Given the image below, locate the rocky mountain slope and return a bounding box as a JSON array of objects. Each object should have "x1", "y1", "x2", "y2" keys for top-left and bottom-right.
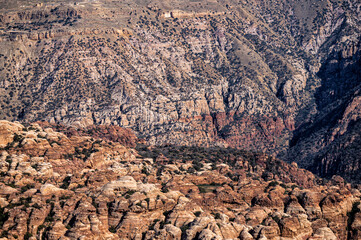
[
  {"x1": 0, "y1": 0, "x2": 361, "y2": 182},
  {"x1": 1, "y1": 120, "x2": 361, "y2": 240}
]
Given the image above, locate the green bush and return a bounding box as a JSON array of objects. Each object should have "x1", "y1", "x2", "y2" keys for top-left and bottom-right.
[
  {"x1": 109, "y1": 226, "x2": 117, "y2": 233},
  {"x1": 194, "y1": 211, "x2": 202, "y2": 217},
  {"x1": 37, "y1": 224, "x2": 46, "y2": 233},
  {"x1": 13, "y1": 133, "x2": 24, "y2": 143},
  {"x1": 213, "y1": 212, "x2": 221, "y2": 219},
  {"x1": 0, "y1": 207, "x2": 9, "y2": 228},
  {"x1": 24, "y1": 232, "x2": 32, "y2": 240}
]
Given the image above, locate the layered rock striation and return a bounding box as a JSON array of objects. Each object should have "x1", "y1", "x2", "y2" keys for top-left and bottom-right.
[{"x1": 0, "y1": 1, "x2": 361, "y2": 181}]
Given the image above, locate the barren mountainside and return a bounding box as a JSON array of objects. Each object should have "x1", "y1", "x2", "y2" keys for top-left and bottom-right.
[
  {"x1": 1, "y1": 0, "x2": 361, "y2": 237},
  {"x1": 0, "y1": 0, "x2": 361, "y2": 181}
]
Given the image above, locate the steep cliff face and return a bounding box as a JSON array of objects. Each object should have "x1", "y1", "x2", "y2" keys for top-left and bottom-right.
[
  {"x1": 0, "y1": 0, "x2": 317, "y2": 151},
  {"x1": 0, "y1": 1, "x2": 361, "y2": 181},
  {"x1": 286, "y1": 2, "x2": 361, "y2": 181}
]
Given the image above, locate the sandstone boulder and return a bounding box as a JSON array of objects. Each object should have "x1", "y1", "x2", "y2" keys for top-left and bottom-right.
[
  {"x1": 310, "y1": 227, "x2": 337, "y2": 240},
  {"x1": 40, "y1": 184, "x2": 66, "y2": 196},
  {"x1": 101, "y1": 176, "x2": 137, "y2": 195},
  {"x1": 0, "y1": 121, "x2": 23, "y2": 148}
]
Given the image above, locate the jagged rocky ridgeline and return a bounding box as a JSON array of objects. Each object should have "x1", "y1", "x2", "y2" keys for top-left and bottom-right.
[{"x1": 0, "y1": 120, "x2": 361, "y2": 239}]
